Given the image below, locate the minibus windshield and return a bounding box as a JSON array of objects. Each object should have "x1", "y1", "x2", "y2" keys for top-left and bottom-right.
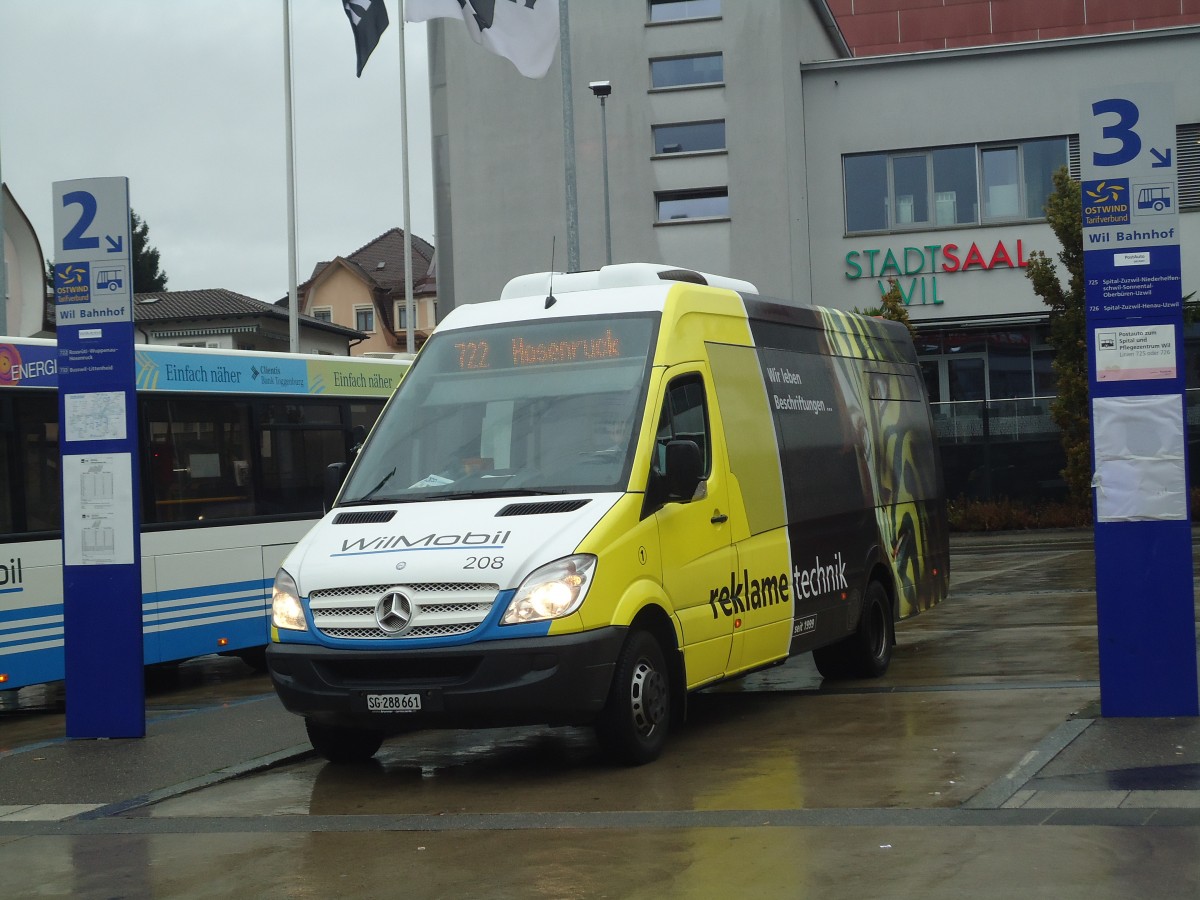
[{"x1": 339, "y1": 314, "x2": 658, "y2": 503}]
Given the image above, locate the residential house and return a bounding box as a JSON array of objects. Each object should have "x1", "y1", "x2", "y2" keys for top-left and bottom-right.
[{"x1": 285, "y1": 228, "x2": 436, "y2": 357}]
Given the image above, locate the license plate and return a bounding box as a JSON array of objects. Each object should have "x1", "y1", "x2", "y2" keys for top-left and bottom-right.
[{"x1": 366, "y1": 693, "x2": 422, "y2": 713}]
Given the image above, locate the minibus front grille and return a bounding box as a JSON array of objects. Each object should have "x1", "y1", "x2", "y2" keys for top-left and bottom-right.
[
  {"x1": 320, "y1": 623, "x2": 479, "y2": 640},
  {"x1": 308, "y1": 583, "x2": 500, "y2": 641}
]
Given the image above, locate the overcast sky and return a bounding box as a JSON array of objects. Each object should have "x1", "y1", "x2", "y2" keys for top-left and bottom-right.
[{"x1": 0, "y1": 0, "x2": 435, "y2": 304}]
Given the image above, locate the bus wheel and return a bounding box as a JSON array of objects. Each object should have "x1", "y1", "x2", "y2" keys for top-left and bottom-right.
[
  {"x1": 813, "y1": 580, "x2": 893, "y2": 680},
  {"x1": 595, "y1": 629, "x2": 672, "y2": 766},
  {"x1": 305, "y1": 719, "x2": 384, "y2": 764},
  {"x1": 230, "y1": 646, "x2": 268, "y2": 672}
]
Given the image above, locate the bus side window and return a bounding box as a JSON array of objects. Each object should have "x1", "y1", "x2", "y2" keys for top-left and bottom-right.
[
  {"x1": 6, "y1": 393, "x2": 61, "y2": 534},
  {"x1": 257, "y1": 399, "x2": 384, "y2": 515},
  {"x1": 657, "y1": 374, "x2": 711, "y2": 476},
  {"x1": 142, "y1": 396, "x2": 254, "y2": 524},
  {"x1": 0, "y1": 397, "x2": 16, "y2": 536}
]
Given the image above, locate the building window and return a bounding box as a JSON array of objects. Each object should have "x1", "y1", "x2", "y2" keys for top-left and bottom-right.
[
  {"x1": 980, "y1": 146, "x2": 1019, "y2": 219},
  {"x1": 653, "y1": 120, "x2": 725, "y2": 154},
  {"x1": 656, "y1": 188, "x2": 729, "y2": 222},
  {"x1": 394, "y1": 302, "x2": 410, "y2": 330},
  {"x1": 843, "y1": 137, "x2": 1069, "y2": 234},
  {"x1": 932, "y1": 146, "x2": 978, "y2": 226},
  {"x1": 650, "y1": 53, "x2": 723, "y2": 89},
  {"x1": 893, "y1": 153, "x2": 929, "y2": 225},
  {"x1": 311, "y1": 307, "x2": 332, "y2": 323},
  {"x1": 648, "y1": 0, "x2": 720, "y2": 22},
  {"x1": 1020, "y1": 137, "x2": 1068, "y2": 218},
  {"x1": 355, "y1": 306, "x2": 375, "y2": 332},
  {"x1": 844, "y1": 154, "x2": 889, "y2": 232}
]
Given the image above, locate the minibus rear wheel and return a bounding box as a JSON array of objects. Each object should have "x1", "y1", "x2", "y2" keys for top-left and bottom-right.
[
  {"x1": 306, "y1": 719, "x2": 384, "y2": 764},
  {"x1": 595, "y1": 629, "x2": 672, "y2": 765},
  {"x1": 812, "y1": 580, "x2": 893, "y2": 680}
]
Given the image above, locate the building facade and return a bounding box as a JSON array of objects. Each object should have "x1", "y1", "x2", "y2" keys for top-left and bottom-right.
[
  {"x1": 1, "y1": 184, "x2": 49, "y2": 337},
  {"x1": 830, "y1": 0, "x2": 1200, "y2": 56},
  {"x1": 425, "y1": 2, "x2": 1200, "y2": 500},
  {"x1": 289, "y1": 228, "x2": 437, "y2": 357}
]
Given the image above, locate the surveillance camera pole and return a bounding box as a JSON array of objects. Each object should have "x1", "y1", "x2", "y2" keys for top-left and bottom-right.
[
  {"x1": 560, "y1": 0, "x2": 580, "y2": 273},
  {"x1": 592, "y1": 86, "x2": 612, "y2": 266}
]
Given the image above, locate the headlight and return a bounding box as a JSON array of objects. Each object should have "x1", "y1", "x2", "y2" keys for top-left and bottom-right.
[
  {"x1": 271, "y1": 568, "x2": 308, "y2": 632},
  {"x1": 502, "y1": 555, "x2": 597, "y2": 625}
]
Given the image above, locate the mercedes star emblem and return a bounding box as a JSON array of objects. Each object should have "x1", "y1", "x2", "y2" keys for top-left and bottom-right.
[{"x1": 375, "y1": 590, "x2": 414, "y2": 634}]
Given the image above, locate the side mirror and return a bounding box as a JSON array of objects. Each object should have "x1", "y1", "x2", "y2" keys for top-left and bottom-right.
[
  {"x1": 664, "y1": 439, "x2": 703, "y2": 501},
  {"x1": 323, "y1": 462, "x2": 348, "y2": 512}
]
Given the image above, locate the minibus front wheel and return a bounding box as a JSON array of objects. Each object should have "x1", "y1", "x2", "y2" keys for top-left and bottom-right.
[
  {"x1": 305, "y1": 718, "x2": 385, "y2": 764},
  {"x1": 595, "y1": 629, "x2": 672, "y2": 766}
]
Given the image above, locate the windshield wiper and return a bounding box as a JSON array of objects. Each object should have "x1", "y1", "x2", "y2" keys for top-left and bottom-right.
[
  {"x1": 347, "y1": 467, "x2": 396, "y2": 504},
  {"x1": 421, "y1": 488, "x2": 569, "y2": 501}
]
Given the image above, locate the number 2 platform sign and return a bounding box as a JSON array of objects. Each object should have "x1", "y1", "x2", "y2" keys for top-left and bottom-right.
[
  {"x1": 52, "y1": 177, "x2": 145, "y2": 738},
  {"x1": 1081, "y1": 85, "x2": 1198, "y2": 717}
]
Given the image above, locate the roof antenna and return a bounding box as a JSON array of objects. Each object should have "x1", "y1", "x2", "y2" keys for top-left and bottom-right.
[{"x1": 545, "y1": 236, "x2": 557, "y2": 309}]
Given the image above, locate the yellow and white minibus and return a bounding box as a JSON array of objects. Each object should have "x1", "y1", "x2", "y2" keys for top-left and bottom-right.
[{"x1": 268, "y1": 264, "x2": 949, "y2": 764}]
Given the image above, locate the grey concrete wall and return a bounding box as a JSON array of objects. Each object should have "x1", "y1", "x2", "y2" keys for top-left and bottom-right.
[{"x1": 429, "y1": 0, "x2": 842, "y2": 310}]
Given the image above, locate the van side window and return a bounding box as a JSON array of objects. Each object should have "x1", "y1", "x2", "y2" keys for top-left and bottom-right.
[{"x1": 654, "y1": 374, "x2": 712, "y2": 477}]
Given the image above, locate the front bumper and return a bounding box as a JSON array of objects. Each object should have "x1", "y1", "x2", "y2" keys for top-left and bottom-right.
[{"x1": 267, "y1": 627, "x2": 628, "y2": 732}]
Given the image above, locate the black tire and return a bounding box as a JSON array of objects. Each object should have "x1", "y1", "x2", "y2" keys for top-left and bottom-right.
[
  {"x1": 144, "y1": 661, "x2": 183, "y2": 692},
  {"x1": 305, "y1": 719, "x2": 384, "y2": 764},
  {"x1": 232, "y1": 646, "x2": 268, "y2": 672},
  {"x1": 595, "y1": 629, "x2": 672, "y2": 766},
  {"x1": 812, "y1": 580, "x2": 894, "y2": 680}
]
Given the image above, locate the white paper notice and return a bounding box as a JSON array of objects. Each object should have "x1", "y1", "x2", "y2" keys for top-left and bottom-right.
[
  {"x1": 62, "y1": 453, "x2": 135, "y2": 565},
  {"x1": 1091, "y1": 394, "x2": 1187, "y2": 521},
  {"x1": 1095, "y1": 324, "x2": 1176, "y2": 382},
  {"x1": 64, "y1": 391, "x2": 127, "y2": 442}
]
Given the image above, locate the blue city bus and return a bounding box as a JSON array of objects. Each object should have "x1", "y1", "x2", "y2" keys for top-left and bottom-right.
[{"x1": 0, "y1": 338, "x2": 407, "y2": 692}]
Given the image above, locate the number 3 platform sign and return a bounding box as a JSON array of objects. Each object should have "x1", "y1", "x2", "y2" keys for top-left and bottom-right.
[
  {"x1": 1082, "y1": 85, "x2": 1198, "y2": 716},
  {"x1": 52, "y1": 177, "x2": 145, "y2": 738}
]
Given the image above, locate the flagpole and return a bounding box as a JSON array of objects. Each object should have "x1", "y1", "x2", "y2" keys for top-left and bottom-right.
[
  {"x1": 283, "y1": 0, "x2": 300, "y2": 353},
  {"x1": 559, "y1": 0, "x2": 579, "y2": 273},
  {"x1": 0, "y1": 136, "x2": 8, "y2": 334},
  {"x1": 399, "y1": 0, "x2": 415, "y2": 355}
]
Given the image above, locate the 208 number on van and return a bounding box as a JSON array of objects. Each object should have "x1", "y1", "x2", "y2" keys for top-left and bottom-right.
[{"x1": 464, "y1": 556, "x2": 504, "y2": 570}]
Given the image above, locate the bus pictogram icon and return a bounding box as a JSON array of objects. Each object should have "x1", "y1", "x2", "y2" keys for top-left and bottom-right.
[
  {"x1": 96, "y1": 268, "x2": 124, "y2": 291},
  {"x1": 1137, "y1": 186, "x2": 1172, "y2": 212}
]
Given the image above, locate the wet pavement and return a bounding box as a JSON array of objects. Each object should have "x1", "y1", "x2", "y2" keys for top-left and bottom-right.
[{"x1": 2, "y1": 530, "x2": 1200, "y2": 898}]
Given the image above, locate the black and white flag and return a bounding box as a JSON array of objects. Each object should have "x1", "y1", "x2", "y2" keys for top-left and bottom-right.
[
  {"x1": 342, "y1": 0, "x2": 390, "y2": 77},
  {"x1": 405, "y1": 0, "x2": 559, "y2": 79}
]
